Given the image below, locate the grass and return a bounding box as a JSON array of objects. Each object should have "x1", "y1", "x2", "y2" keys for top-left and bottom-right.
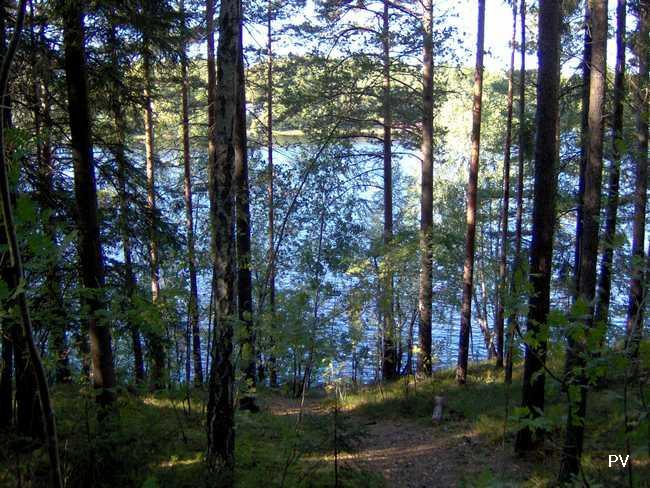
[
  {"x1": 336, "y1": 359, "x2": 650, "y2": 487},
  {"x1": 0, "y1": 385, "x2": 379, "y2": 488},
  {"x1": 1, "y1": 357, "x2": 648, "y2": 487}
]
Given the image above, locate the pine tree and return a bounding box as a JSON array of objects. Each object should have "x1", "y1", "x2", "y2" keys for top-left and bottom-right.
[
  {"x1": 456, "y1": 0, "x2": 485, "y2": 385},
  {"x1": 514, "y1": 0, "x2": 561, "y2": 453}
]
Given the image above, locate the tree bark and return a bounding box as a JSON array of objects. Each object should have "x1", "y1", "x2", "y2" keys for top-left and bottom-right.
[
  {"x1": 381, "y1": 0, "x2": 397, "y2": 381},
  {"x1": 505, "y1": 0, "x2": 527, "y2": 385},
  {"x1": 107, "y1": 16, "x2": 145, "y2": 385},
  {"x1": 1, "y1": 1, "x2": 63, "y2": 485},
  {"x1": 60, "y1": 0, "x2": 116, "y2": 413},
  {"x1": 206, "y1": 0, "x2": 239, "y2": 482},
  {"x1": 267, "y1": 0, "x2": 278, "y2": 389},
  {"x1": 496, "y1": 1, "x2": 517, "y2": 370},
  {"x1": 180, "y1": 2, "x2": 202, "y2": 387},
  {"x1": 456, "y1": 0, "x2": 485, "y2": 385},
  {"x1": 234, "y1": 12, "x2": 256, "y2": 397},
  {"x1": 142, "y1": 43, "x2": 166, "y2": 389},
  {"x1": 514, "y1": 0, "x2": 561, "y2": 454},
  {"x1": 573, "y1": 3, "x2": 592, "y2": 300},
  {"x1": 595, "y1": 0, "x2": 626, "y2": 327},
  {"x1": 27, "y1": 10, "x2": 70, "y2": 384},
  {"x1": 625, "y1": 0, "x2": 649, "y2": 357},
  {"x1": 559, "y1": 0, "x2": 608, "y2": 480},
  {"x1": 417, "y1": 0, "x2": 433, "y2": 376}
]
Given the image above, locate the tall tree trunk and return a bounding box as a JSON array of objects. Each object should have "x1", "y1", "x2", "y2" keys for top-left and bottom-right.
[
  {"x1": 0, "y1": 293, "x2": 10, "y2": 427},
  {"x1": 205, "y1": 0, "x2": 217, "y2": 388},
  {"x1": 0, "y1": 322, "x2": 10, "y2": 428},
  {"x1": 27, "y1": 9, "x2": 70, "y2": 384},
  {"x1": 595, "y1": 0, "x2": 626, "y2": 327},
  {"x1": 234, "y1": 14, "x2": 256, "y2": 399},
  {"x1": 60, "y1": 0, "x2": 116, "y2": 413},
  {"x1": 559, "y1": 0, "x2": 608, "y2": 480},
  {"x1": 496, "y1": 1, "x2": 517, "y2": 370},
  {"x1": 143, "y1": 43, "x2": 166, "y2": 389},
  {"x1": 1, "y1": 1, "x2": 62, "y2": 485},
  {"x1": 267, "y1": 0, "x2": 278, "y2": 389},
  {"x1": 456, "y1": 0, "x2": 485, "y2": 385},
  {"x1": 381, "y1": 0, "x2": 397, "y2": 381},
  {"x1": 625, "y1": 0, "x2": 649, "y2": 357},
  {"x1": 108, "y1": 19, "x2": 144, "y2": 384},
  {"x1": 206, "y1": 0, "x2": 239, "y2": 482},
  {"x1": 417, "y1": 0, "x2": 433, "y2": 376},
  {"x1": 0, "y1": 122, "x2": 39, "y2": 435},
  {"x1": 514, "y1": 0, "x2": 561, "y2": 454},
  {"x1": 505, "y1": 0, "x2": 527, "y2": 385},
  {"x1": 573, "y1": 3, "x2": 592, "y2": 299},
  {"x1": 180, "y1": 2, "x2": 202, "y2": 387}
]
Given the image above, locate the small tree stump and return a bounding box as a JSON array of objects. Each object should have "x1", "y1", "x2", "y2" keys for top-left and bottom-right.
[{"x1": 432, "y1": 395, "x2": 445, "y2": 422}]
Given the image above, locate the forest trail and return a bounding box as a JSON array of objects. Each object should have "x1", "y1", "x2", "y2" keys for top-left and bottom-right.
[
  {"x1": 259, "y1": 392, "x2": 531, "y2": 487},
  {"x1": 349, "y1": 416, "x2": 531, "y2": 487}
]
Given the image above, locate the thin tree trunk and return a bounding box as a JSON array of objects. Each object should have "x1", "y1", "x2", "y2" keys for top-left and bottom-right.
[
  {"x1": 143, "y1": 44, "x2": 166, "y2": 389},
  {"x1": 625, "y1": 0, "x2": 649, "y2": 357},
  {"x1": 108, "y1": 17, "x2": 145, "y2": 384},
  {"x1": 28, "y1": 9, "x2": 70, "y2": 384},
  {"x1": 180, "y1": 2, "x2": 203, "y2": 387},
  {"x1": 417, "y1": 0, "x2": 433, "y2": 376},
  {"x1": 234, "y1": 13, "x2": 257, "y2": 401},
  {"x1": 457, "y1": 0, "x2": 485, "y2": 385},
  {"x1": 206, "y1": 0, "x2": 240, "y2": 482},
  {"x1": 514, "y1": 0, "x2": 561, "y2": 454},
  {"x1": 559, "y1": 0, "x2": 608, "y2": 479},
  {"x1": 0, "y1": 316, "x2": 10, "y2": 427},
  {"x1": 405, "y1": 308, "x2": 416, "y2": 375},
  {"x1": 2, "y1": 1, "x2": 62, "y2": 485},
  {"x1": 205, "y1": 0, "x2": 217, "y2": 388},
  {"x1": 472, "y1": 286, "x2": 495, "y2": 359},
  {"x1": 505, "y1": 0, "x2": 527, "y2": 385},
  {"x1": 0, "y1": 22, "x2": 13, "y2": 404},
  {"x1": 573, "y1": 3, "x2": 593, "y2": 299},
  {"x1": 496, "y1": 1, "x2": 517, "y2": 370},
  {"x1": 595, "y1": 0, "x2": 626, "y2": 328},
  {"x1": 381, "y1": 0, "x2": 397, "y2": 381},
  {"x1": 267, "y1": 0, "x2": 278, "y2": 389}
]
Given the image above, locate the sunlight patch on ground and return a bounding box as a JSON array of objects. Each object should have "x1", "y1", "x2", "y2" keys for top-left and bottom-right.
[
  {"x1": 159, "y1": 453, "x2": 202, "y2": 469},
  {"x1": 142, "y1": 396, "x2": 176, "y2": 408}
]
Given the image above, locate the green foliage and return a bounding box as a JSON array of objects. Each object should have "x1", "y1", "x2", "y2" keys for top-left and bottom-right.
[{"x1": 0, "y1": 386, "x2": 379, "y2": 487}]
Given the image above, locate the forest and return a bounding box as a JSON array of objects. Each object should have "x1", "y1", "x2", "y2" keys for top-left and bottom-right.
[{"x1": 0, "y1": 0, "x2": 648, "y2": 486}]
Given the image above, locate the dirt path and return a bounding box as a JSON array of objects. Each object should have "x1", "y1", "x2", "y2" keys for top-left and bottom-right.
[
  {"x1": 260, "y1": 393, "x2": 530, "y2": 487},
  {"x1": 347, "y1": 416, "x2": 528, "y2": 487}
]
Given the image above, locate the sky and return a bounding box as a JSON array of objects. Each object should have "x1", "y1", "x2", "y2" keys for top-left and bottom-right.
[
  {"x1": 239, "y1": 0, "x2": 630, "y2": 76},
  {"x1": 241, "y1": 1, "x2": 535, "y2": 71}
]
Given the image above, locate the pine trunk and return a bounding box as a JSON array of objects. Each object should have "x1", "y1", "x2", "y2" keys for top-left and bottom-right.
[
  {"x1": 505, "y1": 0, "x2": 527, "y2": 385},
  {"x1": 514, "y1": 0, "x2": 561, "y2": 453},
  {"x1": 625, "y1": 0, "x2": 649, "y2": 356},
  {"x1": 234, "y1": 18, "x2": 256, "y2": 395},
  {"x1": 381, "y1": 0, "x2": 397, "y2": 381},
  {"x1": 108, "y1": 19, "x2": 145, "y2": 384},
  {"x1": 180, "y1": 5, "x2": 202, "y2": 387},
  {"x1": 595, "y1": 0, "x2": 626, "y2": 327},
  {"x1": 206, "y1": 0, "x2": 239, "y2": 482},
  {"x1": 457, "y1": 0, "x2": 485, "y2": 385},
  {"x1": 496, "y1": 2, "x2": 517, "y2": 370},
  {"x1": 417, "y1": 0, "x2": 433, "y2": 376},
  {"x1": 573, "y1": 3, "x2": 592, "y2": 299},
  {"x1": 267, "y1": 0, "x2": 278, "y2": 389},
  {"x1": 142, "y1": 45, "x2": 166, "y2": 389},
  {"x1": 559, "y1": 0, "x2": 608, "y2": 479},
  {"x1": 61, "y1": 0, "x2": 118, "y2": 412}
]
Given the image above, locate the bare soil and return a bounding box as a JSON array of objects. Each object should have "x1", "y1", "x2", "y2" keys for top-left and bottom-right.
[{"x1": 260, "y1": 393, "x2": 534, "y2": 487}]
